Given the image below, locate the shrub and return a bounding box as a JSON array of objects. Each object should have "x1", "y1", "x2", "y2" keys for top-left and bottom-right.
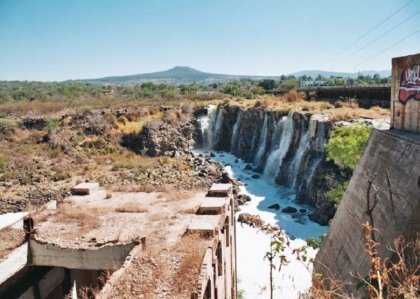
[
  {"x1": 325, "y1": 180, "x2": 349, "y2": 208},
  {"x1": 325, "y1": 125, "x2": 372, "y2": 170},
  {"x1": 283, "y1": 90, "x2": 302, "y2": 102},
  {"x1": 0, "y1": 118, "x2": 19, "y2": 131},
  {"x1": 306, "y1": 234, "x2": 326, "y2": 249}
]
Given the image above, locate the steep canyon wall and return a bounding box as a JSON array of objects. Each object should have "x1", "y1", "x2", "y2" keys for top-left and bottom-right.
[{"x1": 197, "y1": 105, "x2": 346, "y2": 224}]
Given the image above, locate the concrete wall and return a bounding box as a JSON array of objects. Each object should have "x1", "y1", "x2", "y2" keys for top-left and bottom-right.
[
  {"x1": 196, "y1": 191, "x2": 237, "y2": 299},
  {"x1": 29, "y1": 239, "x2": 138, "y2": 270},
  {"x1": 391, "y1": 53, "x2": 420, "y2": 133},
  {"x1": 314, "y1": 129, "x2": 420, "y2": 293}
]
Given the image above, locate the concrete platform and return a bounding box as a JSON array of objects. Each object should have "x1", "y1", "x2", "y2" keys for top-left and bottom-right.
[
  {"x1": 199, "y1": 197, "x2": 229, "y2": 214},
  {"x1": 187, "y1": 215, "x2": 222, "y2": 235},
  {"x1": 207, "y1": 183, "x2": 232, "y2": 197},
  {"x1": 70, "y1": 182, "x2": 100, "y2": 195}
]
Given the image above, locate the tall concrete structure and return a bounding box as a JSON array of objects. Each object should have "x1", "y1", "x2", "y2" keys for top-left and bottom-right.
[
  {"x1": 314, "y1": 53, "x2": 420, "y2": 294},
  {"x1": 391, "y1": 53, "x2": 420, "y2": 133}
]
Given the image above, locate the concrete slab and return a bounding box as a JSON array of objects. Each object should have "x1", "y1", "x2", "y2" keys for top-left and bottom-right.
[
  {"x1": 200, "y1": 197, "x2": 229, "y2": 209},
  {"x1": 188, "y1": 215, "x2": 222, "y2": 234},
  {"x1": 0, "y1": 212, "x2": 28, "y2": 230},
  {"x1": 71, "y1": 182, "x2": 100, "y2": 195},
  {"x1": 0, "y1": 244, "x2": 28, "y2": 285},
  {"x1": 208, "y1": 183, "x2": 232, "y2": 197},
  {"x1": 29, "y1": 239, "x2": 139, "y2": 270},
  {"x1": 199, "y1": 197, "x2": 230, "y2": 215}
]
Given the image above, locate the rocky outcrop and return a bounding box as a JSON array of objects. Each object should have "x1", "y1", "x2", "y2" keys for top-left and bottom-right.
[{"x1": 121, "y1": 120, "x2": 195, "y2": 157}]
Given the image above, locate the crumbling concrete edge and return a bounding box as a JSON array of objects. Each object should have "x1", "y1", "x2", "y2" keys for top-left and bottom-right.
[{"x1": 96, "y1": 245, "x2": 141, "y2": 299}]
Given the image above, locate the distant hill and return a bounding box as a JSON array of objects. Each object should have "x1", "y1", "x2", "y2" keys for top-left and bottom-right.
[
  {"x1": 70, "y1": 66, "x2": 279, "y2": 86},
  {"x1": 69, "y1": 66, "x2": 391, "y2": 86},
  {"x1": 290, "y1": 70, "x2": 391, "y2": 79}
]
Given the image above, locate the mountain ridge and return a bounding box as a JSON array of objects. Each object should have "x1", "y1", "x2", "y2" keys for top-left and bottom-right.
[{"x1": 68, "y1": 66, "x2": 390, "y2": 86}]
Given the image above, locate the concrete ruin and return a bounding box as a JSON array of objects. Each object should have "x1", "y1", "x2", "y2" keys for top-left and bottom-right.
[
  {"x1": 0, "y1": 183, "x2": 237, "y2": 298},
  {"x1": 314, "y1": 53, "x2": 420, "y2": 294},
  {"x1": 391, "y1": 53, "x2": 420, "y2": 133}
]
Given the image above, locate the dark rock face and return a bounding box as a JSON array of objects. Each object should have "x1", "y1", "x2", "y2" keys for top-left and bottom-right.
[
  {"x1": 121, "y1": 120, "x2": 194, "y2": 157},
  {"x1": 282, "y1": 206, "x2": 297, "y2": 213},
  {"x1": 268, "y1": 203, "x2": 280, "y2": 210}
]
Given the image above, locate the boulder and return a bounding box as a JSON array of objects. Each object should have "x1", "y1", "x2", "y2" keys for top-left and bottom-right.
[
  {"x1": 282, "y1": 206, "x2": 297, "y2": 213},
  {"x1": 244, "y1": 164, "x2": 253, "y2": 171},
  {"x1": 268, "y1": 203, "x2": 280, "y2": 210}
]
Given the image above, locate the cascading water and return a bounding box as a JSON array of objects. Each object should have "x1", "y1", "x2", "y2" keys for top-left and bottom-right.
[
  {"x1": 230, "y1": 111, "x2": 241, "y2": 153},
  {"x1": 253, "y1": 113, "x2": 268, "y2": 167},
  {"x1": 200, "y1": 105, "x2": 216, "y2": 148},
  {"x1": 289, "y1": 123, "x2": 309, "y2": 189},
  {"x1": 263, "y1": 111, "x2": 294, "y2": 179},
  {"x1": 211, "y1": 107, "x2": 224, "y2": 148}
]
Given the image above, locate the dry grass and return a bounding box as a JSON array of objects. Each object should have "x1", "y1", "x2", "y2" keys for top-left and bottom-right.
[
  {"x1": 147, "y1": 213, "x2": 167, "y2": 221},
  {"x1": 178, "y1": 207, "x2": 199, "y2": 214},
  {"x1": 327, "y1": 106, "x2": 389, "y2": 122},
  {"x1": 334, "y1": 99, "x2": 359, "y2": 108},
  {"x1": 54, "y1": 203, "x2": 105, "y2": 232},
  {"x1": 112, "y1": 184, "x2": 157, "y2": 193},
  {"x1": 228, "y1": 95, "x2": 334, "y2": 113},
  {"x1": 172, "y1": 233, "x2": 206, "y2": 294},
  {"x1": 0, "y1": 227, "x2": 26, "y2": 260},
  {"x1": 0, "y1": 100, "x2": 67, "y2": 117},
  {"x1": 158, "y1": 190, "x2": 195, "y2": 202},
  {"x1": 115, "y1": 202, "x2": 148, "y2": 213}
]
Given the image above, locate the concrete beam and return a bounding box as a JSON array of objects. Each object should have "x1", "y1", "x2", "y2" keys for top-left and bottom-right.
[
  {"x1": 29, "y1": 239, "x2": 138, "y2": 270},
  {"x1": 0, "y1": 244, "x2": 28, "y2": 285}
]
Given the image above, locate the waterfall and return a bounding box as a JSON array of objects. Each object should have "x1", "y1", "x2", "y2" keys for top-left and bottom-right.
[
  {"x1": 263, "y1": 111, "x2": 294, "y2": 179},
  {"x1": 289, "y1": 123, "x2": 309, "y2": 189},
  {"x1": 200, "y1": 105, "x2": 217, "y2": 148},
  {"x1": 211, "y1": 107, "x2": 224, "y2": 148},
  {"x1": 230, "y1": 110, "x2": 241, "y2": 153},
  {"x1": 253, "y1": 113, "x2": 268, "y2": 167}
]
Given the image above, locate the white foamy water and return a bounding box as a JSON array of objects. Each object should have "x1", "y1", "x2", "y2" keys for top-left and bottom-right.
[
  {"x1": 264, "y1": 112, "x2": 294, "y2": 179},
  {"x1": 195, "y1": 150, "x2": 328, "y2": 299}
]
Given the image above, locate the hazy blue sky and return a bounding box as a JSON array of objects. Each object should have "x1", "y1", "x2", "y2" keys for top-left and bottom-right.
[{"x1": 0, "y1": 0, "x2": 419, "y2": 81}]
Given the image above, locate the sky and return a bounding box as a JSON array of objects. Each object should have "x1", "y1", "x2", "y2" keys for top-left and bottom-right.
[{"x1": 0, "y1": 0, "x2": 419, "y2": 81}]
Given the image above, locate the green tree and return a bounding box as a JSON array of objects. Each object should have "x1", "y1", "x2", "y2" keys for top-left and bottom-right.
[
  {"x1": 325, "y1": 125, "x2": 372, "y2": 170},
  {"x1": 258, "y1": 79, "x2": 277, "y2": 91}
]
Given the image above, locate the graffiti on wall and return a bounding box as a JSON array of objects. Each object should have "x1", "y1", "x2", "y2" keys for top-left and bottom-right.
[{"x1": 399, "y1": 65, "x2": 420, "y2": 104}]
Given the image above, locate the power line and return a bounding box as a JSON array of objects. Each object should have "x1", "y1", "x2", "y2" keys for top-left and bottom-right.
[
  {"x1": 330, "y1": 9, "x2": 420, "y2": 68},
  {"x1": 316, "y1": 0, "x2": 414, "y2": 69},
  {"x1": 355, "y1": 27, "x2": 420, "y2": 68}
]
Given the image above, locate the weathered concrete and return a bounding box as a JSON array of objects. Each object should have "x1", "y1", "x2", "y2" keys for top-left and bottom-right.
[
  {"x1": 391, "y1": 53, "x2": 420, "y2": 133},
  {"x1": 188, "y1": 215, "x2": 223, "y2": 235},
  {"x1": 314, "y1": 129, "x2": 420, "y2": 292},
  {"x1": 0, "y1": 244, "x2": 28, "y2": 285},
  {"x1": 198, "y1": 197, "x2": 230, "y2": 214},
  {"x1": 207, "y1": 183, "x2": 232, "y2": 197},
  {"x1": 70, "y1": 182, "x2": 100, "y2": 195},
  {"x1": 0, "y1": 212, "x2": 28, "y2": 230},
  {"x1": 98, "y1": 246, "x2": 140, "y2": 299},
  {"x1": 29, "y1": 238, "x2": 138, "y2": 270}
]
